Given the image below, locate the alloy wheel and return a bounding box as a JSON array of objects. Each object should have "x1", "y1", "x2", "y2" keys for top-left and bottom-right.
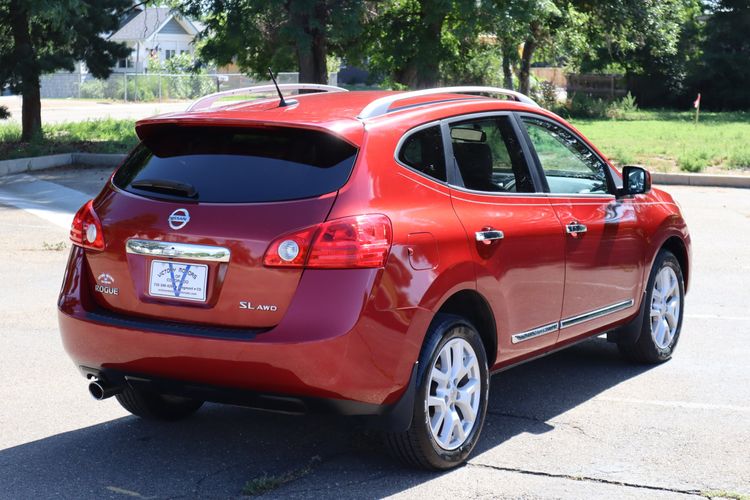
[
  {"x1": 650, "y1": 266, "x2": 681, "y2": 349},
  {"x1": 427, "y1": 336, "x2": 481, "y2": 450}
]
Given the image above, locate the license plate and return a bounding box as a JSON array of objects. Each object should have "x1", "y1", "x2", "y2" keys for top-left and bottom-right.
[{"x1": 149, "y1": 260, "x2": 208, "y2": 302}]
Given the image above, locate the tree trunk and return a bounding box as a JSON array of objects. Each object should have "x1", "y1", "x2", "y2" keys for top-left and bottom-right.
[
  {"x1": 417, "y1": 0, "x2": 443, "y2": 89},
  {"x1": 395, "y1": 62, "x2": 418, "y2": 88},
  {"x1": 518, "y1": 36, "x2": 536, "y2": 96},
  {"x1": 291, "y1": 1, "x2": 329, "y2": 84},
  {"x1": 21, "y1": 79, "x2": 42, "y2": 142},
  {"x1": 502, "y1": 48, "x2": 514, "y2": 90},
  {"x1": 9, "y1": 0, "x2": 42, "y2": 141},
  {"x1": 296, "y1": 30, "x2": 328, "y2": 84}
]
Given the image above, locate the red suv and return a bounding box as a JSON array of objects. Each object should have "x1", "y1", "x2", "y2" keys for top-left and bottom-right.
[{"x1": 59, "y1": 85, "x2": 691, "y2": 469}]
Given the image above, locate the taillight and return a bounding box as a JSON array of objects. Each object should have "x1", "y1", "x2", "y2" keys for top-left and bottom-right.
[
  {"x1": 70, "y1": 200, "x2": 105, "y2": 251},
  {"x1": 263, "y1": 214, "x2": 392, "y2": 269}
]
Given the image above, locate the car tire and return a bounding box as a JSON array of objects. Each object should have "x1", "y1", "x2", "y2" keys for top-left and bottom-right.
[
  {"x1": 385, "y1": 314, "x2": 489, "y2": 470},
  {"x1": 116, "y1": 386, "x2": 203, "y2": 421},
  {"x1": 618, "y1": 250, "x2": 685, "y2": 364}
]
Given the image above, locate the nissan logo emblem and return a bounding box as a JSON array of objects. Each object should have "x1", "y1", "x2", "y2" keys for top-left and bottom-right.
[{"x1": 168, "y1": 209, "x2": 190, "y2": 230}]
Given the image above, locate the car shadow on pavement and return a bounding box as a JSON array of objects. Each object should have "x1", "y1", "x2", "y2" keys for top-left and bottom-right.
[{"x1": 0, "y1": 337, "x2": 654, "y2": 499}]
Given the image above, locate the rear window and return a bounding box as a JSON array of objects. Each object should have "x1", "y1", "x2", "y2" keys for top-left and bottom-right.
[{"x1": 112, "y1": 126, "x2": 358, "y2": 203}]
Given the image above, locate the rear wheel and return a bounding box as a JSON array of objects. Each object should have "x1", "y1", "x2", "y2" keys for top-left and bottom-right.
[
  {"x1": 116, "y1": 386, "x2": 203, "y2": 421},
  {"x1": 618, "y1": 250, "x2": 685, "y2": 363},
  {"x1": 385, "y1": 314, "x2": 489, "y2": 470}
]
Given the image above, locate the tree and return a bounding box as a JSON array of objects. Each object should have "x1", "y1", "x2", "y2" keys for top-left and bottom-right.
[
  {"x1": 485, "y1": 0, "x2": 583, "y2": 95},
  {"x1": 177, "y1": 0, "x2": 365, "y2": 84},
  {"x1": 693, "y1": 0, "x2": 750, "y2": 109},
  {"x1": 0, "y1": 0, "x2": 132, "y2": 141},
  {"x1": 361, "y1": 0, "x2": 482, "y2": 89}
]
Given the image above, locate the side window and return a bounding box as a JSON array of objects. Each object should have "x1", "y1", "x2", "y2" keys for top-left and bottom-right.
[
  {"x1": 449, "y1": 116, "x2": 534, "y2": 193},
  {"x1": 397, "y1": 125, "x2": 447, "y2": 182},
  {"x1": 522, "y1": 117, "x2": 610, "y2": 194}
]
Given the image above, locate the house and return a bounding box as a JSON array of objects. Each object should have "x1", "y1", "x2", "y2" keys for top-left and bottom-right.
[{"x1": 109, "y1": 7, "x2": 203, "y2": 72}]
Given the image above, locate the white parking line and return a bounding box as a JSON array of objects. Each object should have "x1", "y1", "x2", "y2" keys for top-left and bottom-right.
[
  {"x1": 0, "y1": 174, "x2": 88, "y2": 230},
  {"x1": 686, "y1": 314, "x2": 750, "y2": 322},
  {"x1": 596, "y1": 396, "x2": 750, "y2": 413}
]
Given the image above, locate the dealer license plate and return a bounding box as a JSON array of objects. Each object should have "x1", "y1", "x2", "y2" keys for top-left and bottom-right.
[{"x1": 148, "y1": 260, "x2": 208, "y2": 302}]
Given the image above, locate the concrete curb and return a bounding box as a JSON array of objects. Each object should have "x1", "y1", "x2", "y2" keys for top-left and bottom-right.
[
  {"x1": 0, "y1": 153, "x2": 126, "y2": 177},
  {"x1": 651, "y1": 172, "x2": 750, "y2": 189}
]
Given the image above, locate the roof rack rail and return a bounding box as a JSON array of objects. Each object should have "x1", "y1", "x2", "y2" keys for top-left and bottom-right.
[
  {"x1": 357, "y1": 86, "x2": 539, "y2": 120},
  {"x1": 187, "y1": 83, "x2": 348, "y2": 111}
]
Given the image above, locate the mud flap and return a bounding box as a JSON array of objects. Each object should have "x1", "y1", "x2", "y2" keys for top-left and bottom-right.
[{"x1": 608, "y1": 291, "x2": 647, "y2": 344}]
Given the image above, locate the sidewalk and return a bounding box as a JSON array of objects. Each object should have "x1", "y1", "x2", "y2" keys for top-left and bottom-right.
[{"x1": 0, "y1": 96, "x2": 188, "y2": 124}]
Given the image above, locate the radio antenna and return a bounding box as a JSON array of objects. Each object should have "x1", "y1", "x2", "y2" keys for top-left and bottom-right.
[{"x1": 268, "y1": 68, "x2": 290, "y2": 107}]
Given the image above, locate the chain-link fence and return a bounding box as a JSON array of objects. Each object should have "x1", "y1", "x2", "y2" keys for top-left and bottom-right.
[{"x1": 39, "y1": 72, "x2": 339, "y2": 101}]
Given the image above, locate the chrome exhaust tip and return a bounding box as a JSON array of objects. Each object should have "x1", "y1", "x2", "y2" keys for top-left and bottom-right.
[{"x1": 88, "y1": 378, "x2": 121, "y2": 400}]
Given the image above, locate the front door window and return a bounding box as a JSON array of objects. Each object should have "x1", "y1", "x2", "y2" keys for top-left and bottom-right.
[{"x1": 522, "y1": 117, "x2": 610, "y2": 195}]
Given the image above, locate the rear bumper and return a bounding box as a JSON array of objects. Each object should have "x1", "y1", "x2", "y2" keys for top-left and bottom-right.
[
  {"x1": 58, "y1": 246, "x2": 429, "y2": 412},
  {"x1": 81, "y1": 365, "x2": 418, "y2": 430}
]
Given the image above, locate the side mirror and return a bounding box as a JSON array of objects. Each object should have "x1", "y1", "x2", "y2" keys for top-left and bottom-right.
[{"x1": 621, "y1": 165, "x2": 651, "y2": 196}]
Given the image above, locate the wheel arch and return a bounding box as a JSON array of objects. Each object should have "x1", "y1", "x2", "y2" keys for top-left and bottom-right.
[
  {"x1": 433, "y1": 289, "x2": 497, "y2": 366},
  {"x1": 659, "y1": 235, "x2": 690, "y2": 292}
]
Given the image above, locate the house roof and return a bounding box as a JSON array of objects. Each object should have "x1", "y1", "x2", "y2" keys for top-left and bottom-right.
[{"x1": 110, "y1": 8, "x2": 198, "y2": 42}]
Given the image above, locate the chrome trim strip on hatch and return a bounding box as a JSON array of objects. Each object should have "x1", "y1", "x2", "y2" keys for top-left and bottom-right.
[
  {"x1": 511, "y1": 322, "x2": 559, "y2": 344},
  {"x1": 559, "y1": 299, "x2": 635, "y2": 329},
  {"x1": 126, "y1": 239, "x2": 231, "y2": 263}
]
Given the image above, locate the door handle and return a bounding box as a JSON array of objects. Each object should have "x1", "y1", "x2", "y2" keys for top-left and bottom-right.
[
  {"x1": 566, "y1": 221, "x2": 587, "y2": 237},
  {"x1": 475, "y1": 229, "x2": 504, "y2": 245}
]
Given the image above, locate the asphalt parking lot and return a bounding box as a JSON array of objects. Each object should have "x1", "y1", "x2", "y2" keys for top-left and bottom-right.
[{"x1": 0, "y1": 168, "x2": 748, "y2": 499}]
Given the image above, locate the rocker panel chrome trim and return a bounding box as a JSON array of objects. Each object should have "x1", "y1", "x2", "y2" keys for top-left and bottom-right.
[
  {"x1": 560, "y1": 299, "x2": 635, "y2": 329},
  {"x1": 511, "y1": 322, "x2": 559, "y2": 344}
]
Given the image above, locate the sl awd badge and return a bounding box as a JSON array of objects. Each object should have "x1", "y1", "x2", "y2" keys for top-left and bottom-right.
[
  {"x1": 239, "y1": 301, "x2": 278, "y2": 312},
  {"x1": 168, "y1": 208, "x2": 190, "y2": 230}
]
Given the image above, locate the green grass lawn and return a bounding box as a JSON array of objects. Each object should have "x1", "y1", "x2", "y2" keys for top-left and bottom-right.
[
  {"x1": 571, "y1": 110, "x2": 750, "y2": 173},
  {"x1": 0, "y1": 119, "x2": 137, "y2": 160}
]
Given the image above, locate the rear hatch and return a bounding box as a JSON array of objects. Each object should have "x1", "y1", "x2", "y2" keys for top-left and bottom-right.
[{"x1": 85, "y1": 124, "x2": 359, "y2": 328}]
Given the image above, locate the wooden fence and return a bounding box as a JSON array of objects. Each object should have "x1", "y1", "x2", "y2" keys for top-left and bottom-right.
[{"x1": 566, "y1": 74, "x2": 627, "y2": 99}]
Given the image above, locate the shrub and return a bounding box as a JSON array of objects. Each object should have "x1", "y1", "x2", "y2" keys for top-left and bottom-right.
[
  {"x1": 567, "y1": 93, "x2": 610, "y2": 118},
  {"x1": 0, "y1": 105, "x2": 10, "y2": 120},
  {"x1": 80, "y1": 80, "x2": 106, "y2": 99},
  {"x1": 729, "y1": 149, "x2": 750, "y2": 168},
  {"x1": 532, "y1": 80, "x2": 559, "y2": 110},
  {"x1": 678, "y1": 153, "x2": 708, "y2": 172},
  {"x1": 609, "y1": 147, "x2": 635, "y2": 166},
  {"x1": 606, "y1": 92, "x2": 638, "y2": 119}
]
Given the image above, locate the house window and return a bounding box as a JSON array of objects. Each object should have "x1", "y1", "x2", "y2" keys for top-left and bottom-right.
[
  {"x1": 117, "y1": 57, "x2": 132, "y2": 69},
  {"x1": 165, "y1": 50, "x2": 176, "y2": 60}
]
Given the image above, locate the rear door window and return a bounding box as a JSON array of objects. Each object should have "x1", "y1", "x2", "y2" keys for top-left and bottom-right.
[
  {"x1": 448, "y1": 116, "x2": 535, "y2": 193},
  {"x1": 113, "y1": 126, "x2": 358, "y2": 203}
]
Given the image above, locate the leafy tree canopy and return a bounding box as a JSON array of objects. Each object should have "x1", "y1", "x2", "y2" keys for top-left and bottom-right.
[
  {"x1": 0, "y1": 0, "x2": 131, "y2": 140},
  {"x1": 177, "y1": 0, "x2": 365, "y2": 84},
  {"x1": 693, "y1": 0, "x2": 750, "y2": 109}
]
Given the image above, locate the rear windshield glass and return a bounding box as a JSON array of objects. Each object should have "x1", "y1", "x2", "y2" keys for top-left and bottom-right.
[{"x1": 112, "y1": 126, "x2": 358, "y2": 203}]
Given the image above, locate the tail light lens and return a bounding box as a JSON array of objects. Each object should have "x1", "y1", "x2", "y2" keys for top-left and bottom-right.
[
  {"x1": 264, "y1": 214, "x2": 392, "y2": 269},
  {"x1": 70, "y1": 200, "x2": 105, "y2": 251}
]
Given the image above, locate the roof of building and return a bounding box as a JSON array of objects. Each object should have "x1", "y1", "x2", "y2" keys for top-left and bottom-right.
[{"x1": 110, "y1": 8, "x2": 198, "y2": 42}]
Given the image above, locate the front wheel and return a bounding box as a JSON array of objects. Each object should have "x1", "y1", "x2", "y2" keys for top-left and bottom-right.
[
  {"x1": 619, "y1": 250, "x2": 685, "y2": 363},
  {"x1": 385, "y1": 314, "x2": 489, "y2": 470}
]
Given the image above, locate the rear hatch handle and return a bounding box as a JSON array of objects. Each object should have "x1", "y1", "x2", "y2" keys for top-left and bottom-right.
[{"x1": 126, "y1": 239, "x2": 231, "y2": 262}]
